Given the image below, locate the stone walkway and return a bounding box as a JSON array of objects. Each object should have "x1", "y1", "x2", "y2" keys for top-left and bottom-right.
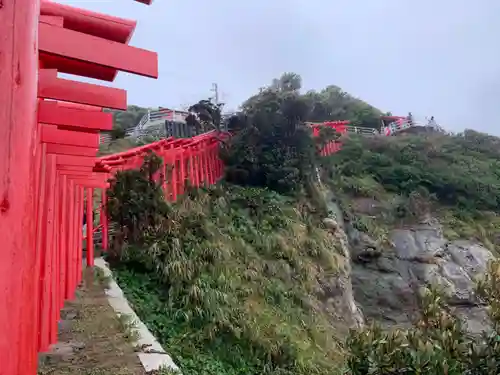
[{"x1": 37, "y1": 268, "x2": 146, "y2": 375}]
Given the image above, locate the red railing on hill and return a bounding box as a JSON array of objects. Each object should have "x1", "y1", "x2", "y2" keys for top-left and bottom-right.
[{"x1": 98, "y1": 130, "x2": 228, "y2": 200}]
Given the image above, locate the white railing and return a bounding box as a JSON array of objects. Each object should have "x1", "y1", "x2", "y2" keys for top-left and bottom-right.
[
  {"x1": 128, "y1": 107, "x2": 234, "y2": 141},
  {"x1": 345, "y1": 126, "x2": 379, "y2": 135},
  {"x1": 129, "y1": 108, "x2": 190, "y2": 138},
  {"x1": 380, "y1": 120, "x2": 412, "y2": 136},
  {"x1": 99, "y1": 133, "x2": 112, "y2": 145},
  {"x1": 137, "y1": 112, "x2": 150, "y2": 129},
  {"x1": 380, "y1": 119, "x2": 445, "y2": 136},
  {"x1": 129, "y1": 109, "x2": 444, "y2": 141},
  {"x1": 309, "y1": 118, "x2": 444, "y2": 137}
]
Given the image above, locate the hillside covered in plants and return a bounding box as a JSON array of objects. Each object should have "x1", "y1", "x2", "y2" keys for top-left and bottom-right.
[
  {"x1": 104, "y1": 73, "x2": 500, "y2": 374},
  {"x1": 329, "y1": 129, "x2": 500, "y2": 251},
  {"x1": 328, "y1": 130, "x2": 500, "y2": 374}
]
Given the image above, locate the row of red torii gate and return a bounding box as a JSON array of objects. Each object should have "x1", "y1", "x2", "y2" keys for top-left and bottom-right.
[
  {"x1": 1, "y1": 1, "x2": 158, "y2": 375},
  {"x1": 0, "y1": 1, "x2": 350, "y2": 375}
]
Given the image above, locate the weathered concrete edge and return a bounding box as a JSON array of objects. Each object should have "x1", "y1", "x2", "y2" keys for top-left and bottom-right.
[{"x1": 94, "y1": 257, "x2": 180, "y2": 373}]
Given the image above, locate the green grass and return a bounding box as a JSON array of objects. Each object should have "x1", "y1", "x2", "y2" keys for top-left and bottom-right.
[{"x1": 110, "y1": 185, "x2": 348, "y2": 375}]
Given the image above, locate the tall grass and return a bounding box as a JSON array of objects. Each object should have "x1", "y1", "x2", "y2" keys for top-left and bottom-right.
[{"x1": 107, "y1": 158, "x2": 349, "y2": 375}]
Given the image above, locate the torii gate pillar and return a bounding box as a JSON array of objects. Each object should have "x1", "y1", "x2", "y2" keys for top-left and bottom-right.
[
  {"x1": 0, "y1": 2, "x2": 40, "y2": 375},
  {"x1": 0, "y1": 0, "x2": 157, "y2": 374}
]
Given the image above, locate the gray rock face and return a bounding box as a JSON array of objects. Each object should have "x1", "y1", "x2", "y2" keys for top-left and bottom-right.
[
  {"x1": 348, "y1": 221, "x2": 494, "y2": 334},
  {"x1": 322, "y1": 193, "x2": 365, "y2": 330}
]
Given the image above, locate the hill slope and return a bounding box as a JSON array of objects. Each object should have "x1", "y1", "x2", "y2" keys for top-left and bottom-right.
[
  {"x1": 110, "y1": 185, "x2": 358, "y2": 375},
  {"x1": 329, "y1": 129, "x2": 500, "y2": 250},
  {"x1": 102, "y1": 73, "x2": 500, "y2": 373},
  {"x1": 326, "y1": 129, "x2": 500, "y2": 333}
]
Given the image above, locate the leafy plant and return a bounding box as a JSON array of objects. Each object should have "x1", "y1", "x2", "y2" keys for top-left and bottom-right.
[
  {"x1": 106, "y1": 152, "x2": 170, "y2": 254},
  {"x1": 346, "y1": 259, "x2": 500, "y2": 374},
  {"x1": 185, "y1": 99, "x2": 224, "y2": 134}
]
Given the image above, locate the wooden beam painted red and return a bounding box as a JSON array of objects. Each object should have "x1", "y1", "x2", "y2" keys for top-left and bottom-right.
[
  {"x1": 57, "y1": 165, "x2": 94, "y2": 172},
  {"x1": 93, "y1": 164, "x2": 112, "y2": 173},
  {"x1": 38, "y1": 101, "x2": 112, "y2": 132},
  {"x1": 40, "y1": 15, "x2": 64, "y2": 27},
  {"x1": 56, "y1": 155, "x2": 96, "y2": 167},
  {"x1": 40, "y1": 52, "x2": 118, "y2": 82},
  {"x1": 40, "y1": 125, "x2": 100, "y2": 148},
  {"x1": 38, "y1": 70, "x2": 127, "y2": 110},
  {"x1": 58, "y1": 170, "x2": 94, "y2": 176},
  {"x1": 58, "y1": 170, "x2": 105, "y2": 179},
  {"x1": 40, "y1": 1, "x2": 137, "y2": 44},
  {"x1": 99, "y1": 137, "x2": 176, "y2": 160},
  {"x1": 99, "y1": 159, "x2": 126, "y2": 167},
  {"x1": 56, "y1": 102, "x2": 102, "y2": 112},
  {"x1": 69, "y1": 179, "x2": 109, "y2": 189},
  {"x1": 46, "y1": 144, "x2": 98, "y2": 157},
  {"x1": 39, "y1": 22, "x2": 158, "y2": 78},
  {"x1": 67, "y1": 175, "x2": 107, "y2": 183}
]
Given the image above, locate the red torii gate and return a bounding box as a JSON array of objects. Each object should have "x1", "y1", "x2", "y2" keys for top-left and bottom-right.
[
  {"x1": 97, "y1": 131, "x2": 227, "y2": 202},
  {"x1": 0, "y1": 1, "x2": 157, "y2": 374}
]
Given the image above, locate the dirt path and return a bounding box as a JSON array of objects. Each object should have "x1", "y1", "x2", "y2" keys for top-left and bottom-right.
[{"x1": 38, "y1": 268, "x2": 145, "y2": 375}]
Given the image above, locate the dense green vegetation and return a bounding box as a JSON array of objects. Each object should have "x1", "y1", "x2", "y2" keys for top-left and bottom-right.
[
  {"x1": 105, "y1": 72, "x2": 353, "y2": 374},
  {"x1": 222, "y1": 86, "x2": 338, "y2": 194},
  {"x1": 327, "y1": 130, "x2": 500, "y2": 252},
  {"x1": 107, "y1": 105, "x2": 149, "y2": 140},
  {"x1": 107, "y1": 157, "x2": 347, "y2": 375},
  {"x1": 326, "y1": 127, "x2": 500, "y2": 374},
  {"x1": 241, "y1": 72, "x2": 384, "y2": 129},
  {"x1": 105, "y1": 72, "x2": 500, "y2": 374},
  {"x1": 347, "y1": 271, "x2": 500, "y2": 375}
]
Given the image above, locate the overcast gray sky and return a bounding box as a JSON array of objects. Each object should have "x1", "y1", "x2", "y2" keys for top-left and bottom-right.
[{"x1": 60, "y1": 0, "x2": 500, "y2": 134}]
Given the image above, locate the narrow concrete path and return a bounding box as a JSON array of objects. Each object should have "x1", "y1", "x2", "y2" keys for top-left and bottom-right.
[{"x1": 37, "y1": 268, "x2": 145, "y2": 375}]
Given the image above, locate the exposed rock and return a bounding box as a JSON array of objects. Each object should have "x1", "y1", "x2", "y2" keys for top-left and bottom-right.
[
  {"x1": 351, "y1": 231, "x2": 382, "y2": 263},
  {"x1": 322, "y1": 217, "x2": 339, "y2": 231},
  {"x1": 322, "y1": 192, "x2": 364, "y2": 329},
  {"x1": 348, "y1": 220, "x2": 494, "y2": 334},
  {"x1": 351, "y1": 198, "x2": 385, "y2": 216}
]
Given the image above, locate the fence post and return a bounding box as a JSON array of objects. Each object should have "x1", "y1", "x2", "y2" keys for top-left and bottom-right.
[
  {"x1": 86, "y1": 187, "x2": 94, "y2": 266},
  {"x1": 67, "y1": 180, "x2": 75, "y2": 300},
  {"x1": 39, "y1": 153, "x2": 57, "y2": 352},
  {"x1": 101, "y1": 189, "x2": 108, "y2": 251},
  {"x1": 59, "y1": 174, "x2": 68, "y2": 307},
  {"x1": 77, "y1": 187, "x2": 84, "y2": 282}
]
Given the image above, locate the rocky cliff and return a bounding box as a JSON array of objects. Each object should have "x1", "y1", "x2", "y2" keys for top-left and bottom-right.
[{"x1": 346, "y1": 217, "x2": 493, "y2": 334}]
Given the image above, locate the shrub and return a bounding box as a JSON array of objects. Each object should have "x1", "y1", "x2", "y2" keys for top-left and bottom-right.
[
  {"x1": 106, "y1": 152, "x2": 170, "y2": 252},
  {"x1": 346, "y1": 259, "x2": 500, "y2": 375}
]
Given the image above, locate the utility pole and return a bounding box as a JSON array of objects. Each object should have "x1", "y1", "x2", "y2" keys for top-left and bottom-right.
[{"x1": 211, "y1": 83, "x2": 219, "y2": 105}]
